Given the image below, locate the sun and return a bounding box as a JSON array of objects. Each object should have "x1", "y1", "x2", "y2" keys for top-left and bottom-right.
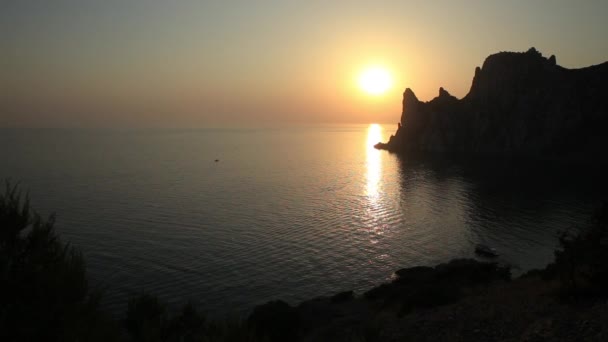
[{"x1": 358, "y1": 67, "x2": 392, "y2": 95}]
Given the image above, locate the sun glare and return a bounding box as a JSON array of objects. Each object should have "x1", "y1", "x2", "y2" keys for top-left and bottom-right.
[
  {"x1": 359, "y1": 67, "x2": 392, "y2": 95},
  {"x1": 366, "y1": 124, "x2": 382, "y2": 200}
]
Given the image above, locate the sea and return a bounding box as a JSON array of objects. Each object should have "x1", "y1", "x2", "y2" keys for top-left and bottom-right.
[{"x1": 1, "y1": 124, "x2": 606, "y2": 316}]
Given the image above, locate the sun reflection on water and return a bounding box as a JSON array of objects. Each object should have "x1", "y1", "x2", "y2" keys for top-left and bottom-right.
[{"x1": 366, "y1": 124, "x2": 383, "y2": 201}]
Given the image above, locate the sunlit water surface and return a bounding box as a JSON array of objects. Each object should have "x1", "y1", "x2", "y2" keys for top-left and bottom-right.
[{"x1": 1, "y1": 125, "x2": 606, "y2": 315}]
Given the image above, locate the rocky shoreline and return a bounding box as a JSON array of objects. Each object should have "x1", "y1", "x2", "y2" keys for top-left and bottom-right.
[
  {"x1": 247, "y1": 204, "x2": 608, "y2": 341},
  {"x1": 249, "y1": 257, "x2": 608, "y2": 341},
  {"x1": 249, "y1": 258, "x2": 513, "y2": 341},
  {"x1": 3, "y1": 173, "x2": 608, "y2": 341}
]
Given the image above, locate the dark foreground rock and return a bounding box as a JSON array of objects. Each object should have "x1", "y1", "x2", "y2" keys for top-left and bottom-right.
[
  {"x1": 248, "y1": 205, "x2": 608, "y2": 341},
  {"x1": 249, "y1": 259, "x2": 608, "y2": 341},
  {"x1": 378, "y1": 48, "x2": 608, "y2": 162},
  {"x1": 249, "y1": 259, "x2": 512, "y2": 341}
]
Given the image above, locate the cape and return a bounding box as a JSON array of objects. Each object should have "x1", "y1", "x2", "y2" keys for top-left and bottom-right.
[{"x1": 376, "y1": 48, "x2": 608, "y2": 161}]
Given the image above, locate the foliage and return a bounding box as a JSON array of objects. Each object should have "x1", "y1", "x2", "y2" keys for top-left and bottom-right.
[
  {"x1": 0, "y1": 182, "x2": 268, "y2": 342},
  {"x1": 0, "y1": 182, "x2": 120, "y2": 341},
  {"x1": 6, "y1": 179, "x2": 608, "y2": 341},
  {"x1": 126, "y1": 293, "x2": 267, "y2": 342},
  {"x1": 552, "y1": 202, "x2": 608, "y2": 296},
  {"x1": 126, "y1": 294, "x2": 233, "y2": 342},
  {"x1": 248, "y1": 300, "x2": 299, "y2": 342},
  {"x1": 362, "y1": 259, "x2": 511, "y2": 316}
]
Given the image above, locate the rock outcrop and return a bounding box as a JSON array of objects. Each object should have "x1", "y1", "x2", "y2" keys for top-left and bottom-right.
[
  {"x1": 376, "y1": 48, "x2": 608, "y2": 160},
  {"x1": 249, "y1": 259, "x2": 511, "y2": 341}
]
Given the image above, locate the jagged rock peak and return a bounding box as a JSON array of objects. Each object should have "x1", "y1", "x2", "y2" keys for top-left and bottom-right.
[
  {"x1": 549, "y1": 55, "x2": 557, "y2": 65},
  {"x1": 404, "y1": 88, "x2": 419, "y2": 103},
  {"x1": 438, "y1": 87, "x2": 451, "y2": 98},
  {"x1": 466, "y1": 48, "x2": 560, "y2": 99},
  {"x1": 377, "y1": 47, "x2": 608, "y2": 160},
  {"x1": 400, "y1": 88, "x2": 420, "y2": 126},
  {"x1": 481, "y1": 47, "x2": 553, "y2": 70},
  {"x1": 526, "y1": 47, "x2": 541, "y2": 57}
]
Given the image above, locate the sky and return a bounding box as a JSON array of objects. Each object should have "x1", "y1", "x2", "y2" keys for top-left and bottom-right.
[{"x1": 2, "y1": 0, "x2": 608, "y2": 128}]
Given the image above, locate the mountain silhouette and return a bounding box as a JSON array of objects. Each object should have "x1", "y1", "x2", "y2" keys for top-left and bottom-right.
[{"x1": 376, "y1": 48, "x2": 608, "y2": 161}]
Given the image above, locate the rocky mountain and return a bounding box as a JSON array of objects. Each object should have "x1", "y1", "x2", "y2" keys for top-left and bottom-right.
[{"x1": 376, "y1": 48, "x2": 608, "y2": 160}]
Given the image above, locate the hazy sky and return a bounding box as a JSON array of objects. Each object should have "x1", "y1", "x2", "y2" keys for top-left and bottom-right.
[{"x1": 2, "y1": 0, "x2": 608, "y2": 128}]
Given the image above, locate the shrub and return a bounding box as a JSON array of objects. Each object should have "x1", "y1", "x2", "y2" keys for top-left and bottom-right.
[
  {"x1": 330, "y1": 290, "x2": 354, "y2": 304},
  {"x1": 126, "y1": 294, "x2": 212, "y2": 342},
  {"x1": 553, "y1": 202, "x2": 608, "y2": 296},
  {"x1": 248, "y1": 300, "x2": 299, "y2": 342},
  {"x1": 0, "y1": 182, "x2": 120, "y2": 341},
  {"x1": 126, "y1": 293, "x2": 169, "y2": 342},
  {"x1": 0, "y1": 182, "x2": 265, "y2": 342}
]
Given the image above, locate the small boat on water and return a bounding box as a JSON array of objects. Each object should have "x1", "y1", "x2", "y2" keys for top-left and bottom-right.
[{"x1": 475, "y1": 244, "x2": 499, "y2": 257}]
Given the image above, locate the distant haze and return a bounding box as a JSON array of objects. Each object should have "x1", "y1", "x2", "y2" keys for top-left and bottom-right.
[{"x1": 2, "y1": 0, "x2": 608, "y2": 128}]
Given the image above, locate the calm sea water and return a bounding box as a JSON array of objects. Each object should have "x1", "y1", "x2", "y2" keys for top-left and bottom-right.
[{"x1": 1, "y1": 124, "x2": 606, "y2": 315}]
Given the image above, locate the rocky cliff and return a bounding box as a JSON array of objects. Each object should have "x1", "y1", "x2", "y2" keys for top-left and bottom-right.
[{"x1": 376, "y1": 48, "x2": 608, "y2": 160}]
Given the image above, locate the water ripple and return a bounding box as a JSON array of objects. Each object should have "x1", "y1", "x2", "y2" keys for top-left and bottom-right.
[{"x1": 1, "y1": 126, "x2": 606, "y2": 316}]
